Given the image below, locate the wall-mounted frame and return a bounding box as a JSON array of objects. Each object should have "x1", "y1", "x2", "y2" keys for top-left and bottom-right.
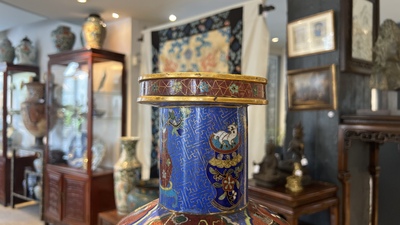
[
  {"x1": 287, "y1": 10, "x2": 335, "y2": 58},
  {"x1": 340, "y1": 0, "x2": 380, "y2": 75},
  {"x1": 288, "y1": 64, "x2": 337, "y2": 110}
]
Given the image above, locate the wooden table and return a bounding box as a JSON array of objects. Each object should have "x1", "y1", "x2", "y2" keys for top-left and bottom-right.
[
  {"x1": 98, "y1": 210, "x2": 125, "y2": 225},
  {"x1": 338, "y1": 115, "x2": 400, "y2": 225},
  {"x1": 248, "y1": 179, "x2": 339, "y2": 225}
]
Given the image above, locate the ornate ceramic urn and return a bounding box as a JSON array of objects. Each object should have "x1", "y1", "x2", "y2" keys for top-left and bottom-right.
[
  {"x1": 15, "y1": 36, "x2": 36, "y2": 65},
  {"x1": 81, "y1": 14, "x2": 106, "y2": 49},
  {"x1": 119, "y1": 72, "x2": 288, "y2": 225},
  {"x1": 51, "y1": 25, "x2": 76, "y2": 52},
  {"x1": 0, "y1": 36, "x2": 15, "y2": 63},
  {"x1": 20, "y1": 81, "x2": 56, "y2": 146}
]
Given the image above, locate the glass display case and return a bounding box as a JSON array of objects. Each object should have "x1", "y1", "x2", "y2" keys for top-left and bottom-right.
[
  {"x1": 44, "y1": 48, "x2": 126, "y2": 225},
  {"x1": 0, "y1": 62, "x2": 40, "y2": 206}
]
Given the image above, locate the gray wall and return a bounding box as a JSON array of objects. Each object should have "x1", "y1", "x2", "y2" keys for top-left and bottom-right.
[{"x1": 286, "y1": 0, "x2": 371, "y2": 224}]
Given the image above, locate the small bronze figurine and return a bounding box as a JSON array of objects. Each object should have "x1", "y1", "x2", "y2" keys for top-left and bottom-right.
[
  {"x1": 253, "y1": 140, "x2": 285, "y2": 187},
  {"x1": 278, "y1": 122, "x2": 311, "y2": 186}
]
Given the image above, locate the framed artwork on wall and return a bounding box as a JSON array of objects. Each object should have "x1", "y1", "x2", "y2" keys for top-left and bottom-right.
[
  {"x1": 287, "y1": 64, "x2": 337, "y2": 110},
  {"x1": 287, "y1": 10, "x2": 335, "y2": 58},
  {"x1": 340, "y1": 0, "x2": 380, "y2": 75}
]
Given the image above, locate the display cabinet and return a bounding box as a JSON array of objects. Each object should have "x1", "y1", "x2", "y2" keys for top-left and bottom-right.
[
  {"x1": 0, "y1": 62, "x2": 40, "y2": 206},
  {"x1": 44, "y1": 49, "x2": 126, "y2": 225}
]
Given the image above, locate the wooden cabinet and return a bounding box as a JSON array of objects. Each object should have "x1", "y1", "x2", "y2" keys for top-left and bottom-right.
[
  {"x1": 338, "y1": 115, "x2": 400, "y2": 225},
  {"x1": 45, "y1": 165, "x2": 115, "y2": 225},
  {"x1": 0, "y1": 62, "x2": 40, "y2": 206},
  {"x1": 44, "y1": 49, "x2": 126, "y2": 225}
]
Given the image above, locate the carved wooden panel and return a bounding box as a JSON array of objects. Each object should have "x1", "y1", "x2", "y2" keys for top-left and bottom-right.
[
  {"x1": 44, "y1": 170, "x2": 62, "y2": 221},
  {"x1": 63, "y1": 175, "x2": 87, "y2": 224}
]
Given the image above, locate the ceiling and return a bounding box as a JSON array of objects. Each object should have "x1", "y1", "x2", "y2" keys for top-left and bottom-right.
[
  {"x1": 0, "y1": 0, "x2": 286, "y2": 48},
  {"x1": 0, "y1": 0, "x2": 397, "y2": 50}
]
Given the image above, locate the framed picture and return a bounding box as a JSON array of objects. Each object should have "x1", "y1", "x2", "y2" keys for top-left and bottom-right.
[
  {"x1": 340, "y1": 0, "x2": 379, "y2": 75},
  {"x1": 287, "y1": 10, "x2": 335, "y2": 58},
  {"x1": 287, "y1": 64, "x2": 337, "y2": 110}
]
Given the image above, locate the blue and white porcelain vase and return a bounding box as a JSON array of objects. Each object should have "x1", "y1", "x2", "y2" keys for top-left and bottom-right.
[
  {"x1": 15, "y1": 36, "x2": 36, "y2": 65},
  {"x1": 119, "y1": 72, "x2": 288, "y2": 225},
  {"x1": 51, "y1": 25, "x2": 76, "y2": 52},
  {"x1": 0, "y1": 36, "x2": 15, "y2": 63},
  {"x1": 81, "y1": 14, "x2": 106, "y2": 49},
  {"x1": 114, "y1": 137, "x2": 142, "y2": 215}
]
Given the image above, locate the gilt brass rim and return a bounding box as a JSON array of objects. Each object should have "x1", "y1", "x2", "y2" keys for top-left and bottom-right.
[
  {"x1": 137, "y1": 96, "x2": 268, "y2": 105},
  {"x1": 139, "y1": 72, "x2": 267, "y2": 84}
]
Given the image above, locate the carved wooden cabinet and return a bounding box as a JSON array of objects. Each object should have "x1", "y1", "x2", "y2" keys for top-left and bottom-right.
[
  {"x1": 44, "y1": 49, "x2": 126, "y2": 225},
  {"x1": 0, "y1": 62, "x2": 40, "y2": 206},
  {"x1": 45, "y1": 165, "x2": 113, "y2": 225}
]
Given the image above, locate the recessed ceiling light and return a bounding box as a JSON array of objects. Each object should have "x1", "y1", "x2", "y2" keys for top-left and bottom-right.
[
  {"x1": 77, "y1": 0, "x2": 86, "y2": 3},
  {"x1": 112, "y1": 13, "x2": 119, "y2": 19},
  {"x1": 272, "y1": 37, "x2": 279, "y2": 43},
  {"x1": 169, "y1": 14, "x2": 177, "y2": 22}
]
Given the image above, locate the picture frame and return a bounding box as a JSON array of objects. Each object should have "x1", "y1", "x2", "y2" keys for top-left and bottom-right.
[
  {"x1": 287, "y1": 64, "x2": 337, "y2": 110},
  {"x1": 287, "y1": 10, "x2": 335, "y2": 58},
  {"x1": 340, "y1": 0, "x2": 380, "y2": 75}
]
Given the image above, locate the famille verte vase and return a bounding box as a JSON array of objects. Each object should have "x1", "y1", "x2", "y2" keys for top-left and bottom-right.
[
  {"x1": 15, "y1": 36, "x2": 36, "y2": 65},
  {"x1": 114, "y1": 137, "x2": 142, "y2": 215},
  {"x1": 0, "y1": 36, "x2": 15, "y2": 63},
  {"x1": 119, "y1": 72, "x2": 288, "y2": 225},
  {"x1": 51, "y1": 25, "x2": 76, "y2": 52},
  {"x1": 81, "y1": 14, "x2": 106, "y2": 49}
]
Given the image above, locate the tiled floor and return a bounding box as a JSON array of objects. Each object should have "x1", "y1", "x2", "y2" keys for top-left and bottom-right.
[{"x1": 0, "y1": 201, "x2": 43, "y2": 225}]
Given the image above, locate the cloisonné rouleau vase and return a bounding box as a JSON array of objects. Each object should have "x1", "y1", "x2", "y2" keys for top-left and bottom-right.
[{"x1": 119, "y1": 72, "x2": 288, "y2": 225}]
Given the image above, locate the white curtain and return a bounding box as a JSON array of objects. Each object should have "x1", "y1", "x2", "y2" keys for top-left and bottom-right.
[{"x1": 138, "y1": 0, "x2": 269, "y2": 179}]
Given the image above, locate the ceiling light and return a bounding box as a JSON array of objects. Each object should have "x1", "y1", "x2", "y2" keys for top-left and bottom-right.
[
  {"x1": 169, "y1": 14, "x2": 177, "y2": 22},
  {"x1": 112, "y1": 13, "x2": 119, "y2": 19},
  {"x1": 272, "y1": 37, "x2": 279, "y2": 43},
  {"x1": 77, "y1": 0, "x2": 87, "y2": 3}
]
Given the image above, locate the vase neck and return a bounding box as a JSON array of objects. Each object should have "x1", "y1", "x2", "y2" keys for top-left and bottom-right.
[
  {"x1": 158, "y1": 106, "x2": 248, "y2": 214},
  {"x1": 121, "y1": 140, "x2": 138, "y2": 159}
]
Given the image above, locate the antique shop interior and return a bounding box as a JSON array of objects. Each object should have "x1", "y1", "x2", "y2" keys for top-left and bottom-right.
[{"x1": 0, "y1": 0, "x2": 397, "y2": 225}]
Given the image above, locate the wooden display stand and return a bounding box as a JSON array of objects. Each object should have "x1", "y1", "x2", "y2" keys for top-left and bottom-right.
[
  {"x1": 98, "y1": 210, "x2": 125, "y2": 225},
  {"x1": 248, "y1": 179, "x2": 339, "y2": 225}
]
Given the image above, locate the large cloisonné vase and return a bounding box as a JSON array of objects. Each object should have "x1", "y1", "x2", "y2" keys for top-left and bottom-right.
[{"x1": 119, "y1": 72, "x2": 288, "y2": 225}]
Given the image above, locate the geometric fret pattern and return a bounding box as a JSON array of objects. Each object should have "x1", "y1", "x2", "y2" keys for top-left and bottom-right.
[{"x1": 140, "y1": 78, "x2": 265, "y2": 99}]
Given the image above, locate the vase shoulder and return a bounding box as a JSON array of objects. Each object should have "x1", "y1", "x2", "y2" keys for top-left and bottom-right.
[{"x1": 118, "y1": 200, "x2": 288, "y2": 225}]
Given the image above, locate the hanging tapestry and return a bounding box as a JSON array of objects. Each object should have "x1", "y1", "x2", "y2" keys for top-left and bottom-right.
[
  {"x1": 151, "y1": 7, "x2": 242, "y2": 73},
  {"x1": 149, "y1": 7, "x2": 243, "y2": 177}
]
